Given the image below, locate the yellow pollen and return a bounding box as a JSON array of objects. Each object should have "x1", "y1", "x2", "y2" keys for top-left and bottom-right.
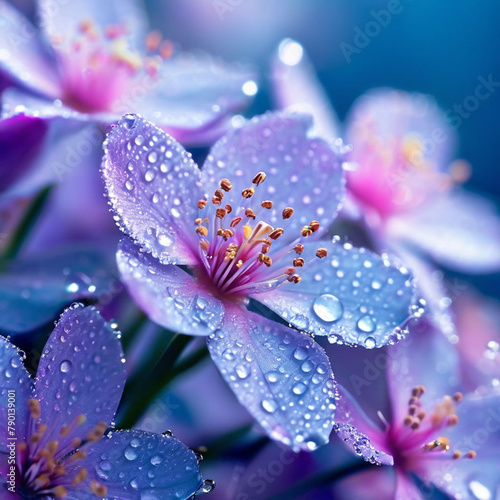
[
  {"x1": 53, "y1": 486, "x2": 68, "y2": 498},
  {"x1": 59, "y1": 425, "x2": 71, "y2": 438},
  {"x1": 196, "y1": 226, "x2": 208, "y2": 237},
  {"x1": 200, "y1": 241, "x2": 209, "y2": 252},
  {"x1": 301, "y1": 227, "x2": 313, "y2": 237},
  {"x1": 258, "y1": 254, "x2": 272, "y2": 267},
  {"x1": 195, "y1": 218, "x2": 202, "y2": 226},
  {"x1": 28, "y1": 398, "x2": 41, "y2": 419},
  {"x1": 261, "y1": 201, "x2": 273, "y2": 209},
  {"x1": 236, "y1": 260, "x2": 243, "y2": 268},
  {"x1": 423, "y1": 437, "x2": 450, "y2": 452},
  {"x1": 90, "y1": 480, "x2": 108, "y2": 497},
  {"x1": 466, "y1": 450, "x2": 476, "y2": 459},
  {"x1": 309, "y1": 220, "x2": 320, "y2": 233},
  {"x1": 243, "y1": 225, "x2": 252, "y2": 240},
  {"x1": 453, "y1": 450, "x2": 462, "y2": 459},
  {"x1": 282, "y1": 207, "x2": 294, "y2": 219},
  {"x1": 72, "y1": 468, "x2": 88, "y2": 486}
]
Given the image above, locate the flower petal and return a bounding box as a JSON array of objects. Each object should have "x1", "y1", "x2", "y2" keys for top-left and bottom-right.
[
  {"x1": 207, "y1": 306, "x2": 337, "y2": 452},
  {"x1": 35, "y1": 305, "x2": 125, "y2": 449},
  {"x1": 334, "y1": 385, "x2": 393, "y2": 466},
  {"x1": 116, "y1": 237, "x2": 224, "y2": 336},
  {"x1": 0, "y1": 249, "x2": 120, "y2": 335},
  {"x1": 102, "y1": 114, "x2": 203, "y2": 265},
  {"x1": 387, "y1": 189, "x2": 500, "y2": 273},
  {"x1": 0, "y1": 114, "x2": 48, "y2": 193},
  {"x1": 252, "y1": 242, "x2": 417, "y2": 348},
  {"x1": 0, "y1": 2, "x2": 61, "y2": 96},
  {"x1": 0, "y1": 337, "x2": 33, "y2": 447},
  {"x1": 129, "y1": 51, "x2": 257, "y2": 145},
  {"x1": 201, "y1": 111, "x2": 345, "y2": 244},
  {"x1": 72, "y1": 429, "x2": 203, "y2": 500},
  {"x1": 38, "y1": 0, "x2": 147, "y2": 52},
  {"x1": 271, "y1": 39, "x2": 341, "y2": 141}
]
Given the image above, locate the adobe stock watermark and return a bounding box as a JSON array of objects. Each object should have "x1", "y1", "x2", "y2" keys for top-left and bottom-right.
[
  {"x1": 6, "y1": 389, "x2": 17, "y2": 494},
  {"x1": 340, "y1": 0, "x2": 413, "y2": 63},
  {"x1": 212, "y1": 0, "x2": 245, "y2": 21}
]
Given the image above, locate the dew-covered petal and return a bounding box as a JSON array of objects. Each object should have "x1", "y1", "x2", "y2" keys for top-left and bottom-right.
[
  {"x1": 70, "y1": 429, "x2": 202, "y2": 500},
  {"x1": 38, "y1": 0, "x2": 147, "y2": 53},
  {"x1": 333, "y1": 385, "x2": 393, "y2": 466},
  {"x1": 0, "y1": 114, "x2": 49, "y2": 193},
  {"x1": 0, "y1": 249, "x2": 120, "y2": 335},
  {"x1": 35, "y1": 305, "x2": 125, "y2": 449},
  {"x1": 102, "y1": 114, "x2": 203, "y2": 265},
  {"x1": 387, "y1": 318, "x2": 460, "y2": 424},
  {"x1": 207, "y1": 306, "x2": 337, "y2": 452},
  {"x1": 345, "y1": 88, "x2": 457, "y2": 216},
  {"x1": 117, "y1": 237, "x2": 224, "y2": 336},
  {"x1": 271, "y1": 39, "x2": 341, "y2": 141},
  {"x1": 128, "y1": 51, "x2": 257, "y2": 146},
  {"x1": 387, "y1": 189, "x2": 500, "y2": 273},
  {"x1": 253, "y1": 241, "x2": 416, "y2": 348},
  {"x1": 201, "y1": 111, "x2": 345, "y2": 244},
  {"x1": 0, "y1": 2, "x2": 61, "y2": 97},
  {"x1": 0, "y1": 337, "x2": 33, "y2": 447}
]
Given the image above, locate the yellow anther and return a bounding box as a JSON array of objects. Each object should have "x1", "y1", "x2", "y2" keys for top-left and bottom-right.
[
  {"x1": 87, "y1": 421, "x2": 107, "y2": 442},
  {"x1": 242, "y1": 187, "x2": 255, "y2": 199},
  {"x1": 28, "y1": 398, "x2": 41, "y2": 419},
  {"x1": 423, "y1": 437, "x2": 450, "y2": 452},
  {"x1": 236, "y1": 260, "x2": 243, "y2": 269},
  {"x1": 466, "y1": 450, "x2": 476, "y2": 459},
  {"x1": 258, "y1": 254, "x2": 272, "y2": 267},
  {"x1": 60, "y1": 425, "x2": 71, "y2": 438},
  {"x1": 72, "y1": 468, "x2": 88, "y2": 485},
  {"x1": 220, "y1": 179, "x2": 233, "y2": 192},
  {"x1": 90, "y1": 480, "x2": 108, "y2": 497},
  {"x1": 196, "y1": 226, "x2": 208, "y2": 237},
  {"x1": 453, "y1": 450, "x2": 462, "y2": 459},
  {"x1": 301, "y1": 226, "x2": 313, "y2": 237},
  {"x1": 243, "y1": 225, "x2": 252, "y2": 240},
  {"x1": 195, "y1": 218, "x2": 202, "y2": 226},
  {"x1": 316, "y1": 248, "x2": 328, "y2": 259},
  {"x1": 309, "y1": 221, "x2": 320, "y2": 233},
  {"x1": 288, "y1": 274, "x2": 302, "y2": 284},
  {"x1": 252, "y1": 172, "x2": 267, "y2": 185}
]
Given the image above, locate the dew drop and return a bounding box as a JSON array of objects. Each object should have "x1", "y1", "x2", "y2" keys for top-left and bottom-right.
[
  {"x1": 293, "y1": 346, "x2": 308, "y2": 361},
  {"x1": 125, "y1": 180, "x2": 134, "y2": 191},
  {"x1": 364, "y1": 337, "x2": 376, "y2": 349},
  {"x1": 261, "y1": 399, "x2": 278, "y2": 413},
  {"x1": 60, "y1": 360, "x2": 72, "y2": 373},
  {"x1": 145, "y1": 169, "x2": 156, "y2": 182},
  {"x1": 147, "y1": 151, "x2": 158, "y2": 163},
  {"x1": 468, "y1": 480, "x2": 492, "y2": 500},
  {"x1": 121, "y1": 114, "x2": 137, "y2": 129},
  {"x1": 357, "y1": 315, "x2": 376, "y2": 333},
  {"x1": 292, "y1": 381, "x2": 308, "y2": 395},
  {"x1": 235, "y1": 364, "x2": 250, "y2": 379},
  {"x1": 134, "y1": 135, "x2": 144, "y2": 146},
  {"x1": 313, "y1": 294, "x2": 343, "y2": 322},
  {"x1": 124, "y1": 447, "x2": 138, "y2": 461},
  {"x1": 150, "y1": 455, "x2": 163, "y2": 466}
]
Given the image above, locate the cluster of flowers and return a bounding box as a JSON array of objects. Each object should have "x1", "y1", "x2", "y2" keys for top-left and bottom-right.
[{"x1": 0, "y1": 2, "x2": 499, "y2": 499}]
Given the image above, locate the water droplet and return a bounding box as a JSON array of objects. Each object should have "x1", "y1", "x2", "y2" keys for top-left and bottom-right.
[
  {"x1": 125, "y1": 180, "x2": 134, "y2": 191},
  {"x1": 292, "y1": 382, "x2": 308, "y2": 395},
  {"x1": 121, "y1": 114, "x2": 137, "y2": 129},
  {"x1": 147, "y1": 151, "x2": 158, "y2": 163},
  {"x1": 60, "y1": 360, "x2": 72, "y2": 373},
  {"x1": 357, "y1": 315, "x2": 376, "y2": 333},
  {"x1": 134, "y1": 135, "x2": 144, "y2": 146},
  {"x1": 266, "y1": 372, "x2": 279, "y2": 383},
  {"x1": 124, "y1": 447, "x2": 138, "y2": 461},
  {"x1": 145, "y1": 169, "x2": 156, "y2": 182},
  {"x1": 200, "y1": 479, "x2": 216, "y2": 494},
  {"x1": 235, "y1": 364, "x2": 250, "y2": 379},
  {"x1": 469, "y1": 480, "x2": 492, "y2": 500},
  {"x1": 313, "y1": 294, "x2": 343, "y2": 322},
  {"x1": 157, "y1": 234, "x2": 172, "y2": 247},
  {"x1": 150, "y1": 455, "x2": 163, "y2": 466},
  {"x1": 364, "y1": 336, "x2": 376, "y2": 349},
  {"x1": 262, "y1": 399, "x2": 278, "y2": 413},
  {"x1": 293, "y1": 346, "x2": 308, "y2": 361}
]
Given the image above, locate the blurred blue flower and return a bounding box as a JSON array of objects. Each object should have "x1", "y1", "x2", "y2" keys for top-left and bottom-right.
[
  {"x1": 0, "y1": 304, "x2": 204, "y2": 499},
  {"x1": 335, "y1": 319, "x2": 500, "y2": 499},
  {"x1": 102, "y1": 111, "x2": 418, "y2": 452},
  {"x1": 0, "y1": 0, "x2": 256, "y2": 145}
]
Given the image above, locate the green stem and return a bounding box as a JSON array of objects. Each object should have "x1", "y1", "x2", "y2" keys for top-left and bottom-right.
[
  {"x1": 0, "y1": 186, "x2": 52, "y2": 263},
  {"x1": 201, "y1": 423, "x2": 255, "y2": 460},
  {"x1": 269, "y1": 459, "x2": 374, "y2": 500},
  {"x1": 117, "y1": 333, "x2": 193, "y2": 428},
  {"x1": 120, "y1": 309, "x2": 148, "y2": 353}
]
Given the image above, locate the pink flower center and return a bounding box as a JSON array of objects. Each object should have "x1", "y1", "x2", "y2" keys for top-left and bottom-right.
[
  {"x1": 52, "y1": 20, "x2": 173, "y2": 114},
  {"x1": 386, "y1": 385, "x2": 476, "y2": 475},
  {"x1": 194, "y1": 171, "x2": 328, "y2": 296}
]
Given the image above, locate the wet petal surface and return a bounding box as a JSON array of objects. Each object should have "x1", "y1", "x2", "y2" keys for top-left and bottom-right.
[
  {"x1": 207, "y1": 306, "x2": 337, "y2": 452},
  {"x1": 253, "y1": 241, "x2": 417, "y2": 347},
  {"x1": 73, "y1": 429, "x2": 203, "y2": 500},
  {"x1": 117, "y1": 237, "x2": 224, "y2": 336},
  {"x1": 35, "y1": 305, "x2": 125, "y2": 450},
  {"x1": 201, "y1": 111, "x2": 345, "y2": 245},
  {"x1": 102, "y1": 114, "x2": 203, "y2": 265}
]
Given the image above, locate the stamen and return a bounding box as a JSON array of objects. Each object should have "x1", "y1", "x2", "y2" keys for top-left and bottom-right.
[
  {"x1": 293, "y1": 244, "x2": 304, "y2": 255},
  {"x1": 282, "y1": 207, "x2": 294, "y2": 219},
  {"x1": 466, "y1": 450, "x2": 476, "y2": 459},
  {"x1": 86, "y1": 421, "x2": 107, "y2": 442},
  {"x1": 220, "y1": 179, "x2": 232, "y2": 191},
  {"x1": 245, "y1": 208, "x2": 256, "y2": 220},
  {"x1": 53, "y1": 485, "x2": 68, "y2": 498},
  {"x1": 90, "y1": 480, "x2": 108, "y2": 497},
  {"x1": 269, "y1": 228, "x2": 284, "y2": 240},
  {"x1": 293, "y1": 258, "x2": 305, "y2": 268},
  {"x1": 258, "y1": 254, "x2": 272, "y2": 267},
  {"x1": 316, "y1": 248, "x2": 328, "y2": 258},
  {"x1": 453, "y1": 450, "x2": 462, "y2": 459},
  {"x1": 225, "y1": 204, "x2": 233, "y2": 214},
  {"x1": 301, "y1": 226, "x2": 313, "y2": 237},
  {"x1": 196, "y1": 226, "x2": 208, "y2": 237},
  {"x1": 288, "y1": 274, "x2": 302, "y2": 283},
  {"x1": 453, "y1": 392, "x2": 463, "y2": 402},
  {"x1": 200, "y1": 241, "x2": 210, "y2": 252},
  {"x1": 28, "y1": 399, "x2": 41, "y2": 419},
  {"x1": 252, "y1": 172, "x2": 267, "y2": 185},
  {"x1": 242, "y1": 187, "x2": 255, "y2": 198},
  {"x1": 198, "y1": 199, "x2": 207, "y2": 209},
  {"x1": 72, "y1": 469, "x2": 88, "y2": 486},
  {"x1": 423, "y1": 437, "x2": 450, "y2": 452},
  {"x1": 195, "y1": 218, "x2": 202, "y2": 225},
  {"x1": 230, "y1": 217, "x2": 243, "y2": 227},
  {"x1": 261, "y1": 201, "x2": 273, "y2": 209},
  {"x1": 309, "y1": 220, "x2": 320, "y2": 233},
  {"x1": 215, "y1": 208, "x2": 227, "y2": 219}
]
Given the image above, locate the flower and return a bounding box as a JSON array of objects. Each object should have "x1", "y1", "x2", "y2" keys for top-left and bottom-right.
[
  {"x1": 333, "y1": 319, "x2": 500, "y2": 500},
  {"x1": 271, "y1": 39, "x2": 500, "y2": 337},
  {"x1": 102, "y1": 111, "x2": 417, "y2": 451},
  {"x1": 0, "y1": 0, "x2": 256, "y2": 145},
  {"x1": 0, "y1": 304, "x2": 205, "y2": 499}
]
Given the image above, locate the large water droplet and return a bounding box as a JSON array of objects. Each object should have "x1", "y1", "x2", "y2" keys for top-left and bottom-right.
[
  {"x1": 293, "y1": 346, "x2": 308, "y2": 361},
  {"x1": 357, "y1": 315, "x2": 376, "y2": 333},
  {"x1": 150, "y1": 455, "x2": 163, "y2": 466},
  {"x1": 262, "y1": 399, "x2": 278, "y2": 413},
  {"x1": 364, "y1": 336, "x2": 376, "y2": 349},
  {"x1": 121, "y1": 114, "x2": 137, "y2": 129},
  {"x1": 60, "y1": 360, "x2": 72, "y2": 373},
  {"x1": 292, "y1": 381, "x2": 308, "y2": 395},
  {"x1": 145, "y1": 169, "x2": 156, "y2": 182},
  {"x1": 235, "y1": 364, "x2": 250, "y2": 379},
  {"x1": 469, "y1": 480, "x2": 492, "y2": 500},
  {"x1": 124, "y1": 447, "x2": 138, "y2": 461},
  {"x1": 313, "y1": 294, "x2": 343, "y2": 322}
]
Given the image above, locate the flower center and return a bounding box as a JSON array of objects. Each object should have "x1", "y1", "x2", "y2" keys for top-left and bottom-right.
[
  {"x1": 194, "y1": 171, "x2": 328, "y2": 296},
  {"x1": 388, "y1": 385, "x2": 476, "y2": 473},
  {"x1": 52, "y1": 20, "x2": 173, "y2": 113},
  {"x1": 16, "y1": 399, "x2": 107, "y2": 499}
]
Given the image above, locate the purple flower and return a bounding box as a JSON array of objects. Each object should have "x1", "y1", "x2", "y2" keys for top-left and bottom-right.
[
  {"x1": 0, "y1": 304, "x2": 204, "y2": 499},
  {"x1": 334, "y1": 320, "x2": 500, "y2": 499},
  {"x1": 102, "y1": 111, "x2": 418, "y2": 451},
  {"x1": 0, "y1": 0, "x2": 256, "y2": 144},
  {"x1": 272, "y1": 39, "x2": 500, "y2": 337}
]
